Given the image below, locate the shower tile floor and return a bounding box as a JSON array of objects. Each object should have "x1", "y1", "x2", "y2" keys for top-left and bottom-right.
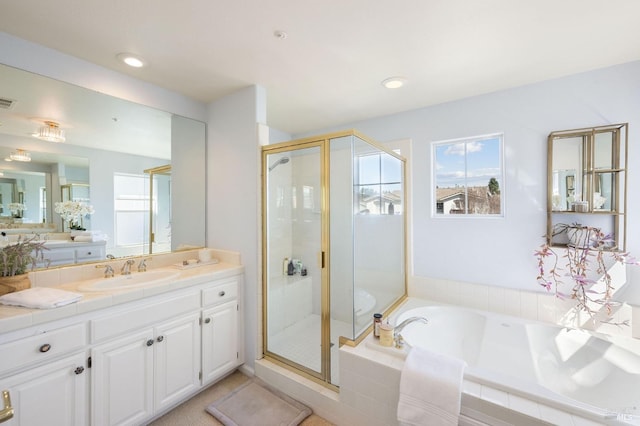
[{"x1": 268, "y1": 314, "x2": 354, "y2": 385}]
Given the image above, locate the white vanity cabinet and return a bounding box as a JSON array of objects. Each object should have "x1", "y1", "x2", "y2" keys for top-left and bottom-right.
[
  {"x1": 91, "y1": 313, "x2": 201, "y2": 426},
  {"x1": 201, "y1": 300, "x2": 238, "y2": 385},
  {"x1": 0, "y1": 323, "x2": 88, "y2": 426},
  {"x1": 201, "y1": 276, "x2": 243, "y2": 385},
  {"x1": 0, "y1": 353, "x2": 87, "y2": 426},
  {"x1": 36, "y1": 241, "x2": 107, "y2": 267},
  {"x1": 0, "y1": 265, "x2": 243, "y2": 426},
  {"x1": 89, "y1": 273, "x2": 242, "y2": 426}
]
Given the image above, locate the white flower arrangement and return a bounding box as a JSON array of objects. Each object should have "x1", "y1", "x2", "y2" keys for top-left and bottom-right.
[
  {"x1": 54, "y1": 201, "x2": 95, "y2": 229},
  {"x1": 7, "y1": 203, "x2": 26, "y2": 214}
]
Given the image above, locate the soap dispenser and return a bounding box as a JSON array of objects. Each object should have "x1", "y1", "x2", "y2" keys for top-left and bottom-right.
[{"x1": 287, "y1": 259, "x2": 295, "y2": 276}]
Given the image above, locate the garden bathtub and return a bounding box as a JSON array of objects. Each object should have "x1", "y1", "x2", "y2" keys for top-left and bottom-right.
[{"x1": 394, "y1": 304, "x2": 640, "y2": 425}]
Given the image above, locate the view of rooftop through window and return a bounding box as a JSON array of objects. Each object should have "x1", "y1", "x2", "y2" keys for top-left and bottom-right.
[
  {"x1": 355, "y1": 151, "x2": 403, "y2": 215},
  {"x1": 433, "y1": 134, "x2": 503, "y2": 216}
]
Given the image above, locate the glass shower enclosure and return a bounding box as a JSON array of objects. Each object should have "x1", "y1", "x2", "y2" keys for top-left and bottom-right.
[{"x1": 262, "y1": 130, "x2": 406, "y2": 388}]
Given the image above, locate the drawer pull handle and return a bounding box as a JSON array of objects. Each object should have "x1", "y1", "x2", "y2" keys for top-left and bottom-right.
[
  {"x1": 74, "y1": 366, "x2": 85, "y2": 375},
  {"x1": 146, "y1": 339, "x2": 154, "y2": 347},
  {"x1": 218, "y1": 291, "x2": 226, "y2": 297},
  {"x1": 156, "y1": 336, "x2": 164, "y2": 343},
  {"x1": 87, "y1": 251, "x2": 92, "y2": 255},
  {"x1": 39, "y1": 344, "x2": 51, "y2": 353},
  {"x1": 204, "y1": 318, "x2": 211, "y2": 324}
]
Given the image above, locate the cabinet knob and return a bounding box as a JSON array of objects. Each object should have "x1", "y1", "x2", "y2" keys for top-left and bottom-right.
[
  {"x1": 218, "y1": 290, "x2": 226, "y2": 297},
  {"x1": 156, "y1": 335, "x2": 164, "y2": 343},
  {"x1": 74, "y1": 366, "x2": 85, "y2": 375},
  {"x1": 87, "y1": 251, "x2": 92, "y2": 255},
  {"x1": 204, "y1": 318, "x2": 211, "y2": 324},
  {"x1": 146, "y1": 339, "x2": 154, "y2": 347},
  {"x1": 39, "y1": 343, "x2": 51, "y2": 353}
]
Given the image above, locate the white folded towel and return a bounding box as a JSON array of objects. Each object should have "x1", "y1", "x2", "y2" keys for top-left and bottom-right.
[
  {"x1": 77, "y1": 230, "x2": 103, "y2": 236},
  {"x1": 0, "y1": 287, "x2": 83, "y2": 309},
  {"x1": 397, "y1": 347, "x2": 467, "y2": 426},
  {"x1": 73, "y1": 235, "x2": 106, "y2": 242}
]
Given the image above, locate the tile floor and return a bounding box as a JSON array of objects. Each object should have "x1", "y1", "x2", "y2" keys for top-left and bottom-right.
[{"x1": 149, "y1": 369, "x2": 334, "y2": 426}]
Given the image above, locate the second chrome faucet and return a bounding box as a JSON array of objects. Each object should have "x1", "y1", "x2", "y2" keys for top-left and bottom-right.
[{"x1": 120, "y1": 259, "x2": 135, "y2": 275}]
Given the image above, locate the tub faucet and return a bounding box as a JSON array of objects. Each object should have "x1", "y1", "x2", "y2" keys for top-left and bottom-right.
[
  {"x1": 393, "y1": 316, "x2": 428, "y2": 348},
  {"x1": 121, "y1": 259, "x2": 135, "y2": 275}
]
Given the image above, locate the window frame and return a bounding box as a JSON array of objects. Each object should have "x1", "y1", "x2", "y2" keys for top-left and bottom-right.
[
  {"x1": 354, "y1": 150, "x2": 403, "y2": 216},
  {"x1": 431, "y1": 132, "x2": 505, "y2": 218}
]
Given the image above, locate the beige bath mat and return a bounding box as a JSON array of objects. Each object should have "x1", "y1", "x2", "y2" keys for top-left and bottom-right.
[{"x1": 206, "y1": 379, "x2": 311, "y2": 426}]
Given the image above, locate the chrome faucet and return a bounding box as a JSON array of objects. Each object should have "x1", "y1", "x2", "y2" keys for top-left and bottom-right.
[
  {"x1": 138, "y1": 257, "x2": 152, "y2": 272},
  {"x1": 121, "y1": 259, "x2": 135, "y2": 275},
  {"x1": 393, "y1": 316, "x2": 428, "y2": 348},
  {"x1": 95, "y1": 264, "x2": 115, "y2": 278}
]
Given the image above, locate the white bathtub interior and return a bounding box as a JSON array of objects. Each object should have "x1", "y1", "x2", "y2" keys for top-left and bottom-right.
[{"x1": 385, "y1": 299, "x2": 640, "y2": 425}]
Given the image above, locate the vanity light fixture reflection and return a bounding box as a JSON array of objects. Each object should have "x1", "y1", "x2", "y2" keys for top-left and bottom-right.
[
  {"x1": 33, "y1": 121, "x2": 65, "y2": 142},
  {"x1": 8, "y1": 149, "x2": 31, "y2": 162}
]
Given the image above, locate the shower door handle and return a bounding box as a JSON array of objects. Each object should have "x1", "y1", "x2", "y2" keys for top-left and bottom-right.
[{"x1": 320, "y1": 251, "x2": 325, "y2": 269}]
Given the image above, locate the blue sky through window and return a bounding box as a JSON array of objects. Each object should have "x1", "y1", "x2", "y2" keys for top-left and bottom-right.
[{"x1": 435, "y1": 136, "x2": 502, "y2": 188}]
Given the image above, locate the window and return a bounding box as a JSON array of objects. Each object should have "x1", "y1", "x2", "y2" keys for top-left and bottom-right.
[
  {"x1": 433, "y1": 133, "x2": 503, "y2": 216},
  {"x1": 355, "y1": 151, "x2": 402, "y2": 215},
  {"x1": 113, "y1": 173, "x2": 151, "y2": 249}
]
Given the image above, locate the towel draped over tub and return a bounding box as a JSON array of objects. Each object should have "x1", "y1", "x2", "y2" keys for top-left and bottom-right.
[{"x1": 397, "y1": 346, "x2": 467, "y2": 426}]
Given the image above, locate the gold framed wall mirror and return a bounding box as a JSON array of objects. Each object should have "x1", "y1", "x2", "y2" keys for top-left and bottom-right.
[{"x1": 547, "y1": 123, "x2": 628, "y2": 250}]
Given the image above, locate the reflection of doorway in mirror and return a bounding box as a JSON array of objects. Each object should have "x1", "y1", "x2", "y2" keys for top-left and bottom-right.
[{"x1": 565, "y1": 175, "x2": 575, "y2": 196}]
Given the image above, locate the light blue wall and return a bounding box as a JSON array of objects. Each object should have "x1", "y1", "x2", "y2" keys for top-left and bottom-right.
[
  {"x1": 207, "y1": 85, "x2": 265, "y2": 369},
  {"x1": 296, "y1": 61, "x2": 640, "y2": 302}
]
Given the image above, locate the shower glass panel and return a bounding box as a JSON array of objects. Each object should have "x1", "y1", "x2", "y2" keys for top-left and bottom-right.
[
  {"x1": 330, "y1": 135, "x2": 405, "y2": 344},
  {"x1": 263, "y1": 130, "x2": 405, "y2": 389},
  {"x1": 264, "y1": 144, "x2": 326, "y2": 380}
]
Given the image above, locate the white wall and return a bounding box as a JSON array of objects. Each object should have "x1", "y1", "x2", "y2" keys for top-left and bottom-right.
[
  {"x1": 298, "y1": 61, "x2": 640, "y2": 304},
  {"x1": 207, "y1": 85, "x2": 265, "y2": 371}
]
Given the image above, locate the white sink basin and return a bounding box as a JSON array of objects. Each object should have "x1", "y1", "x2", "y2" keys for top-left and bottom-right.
[{"x1": 78, "y1": 270, "x2": 180, "y2": 292}]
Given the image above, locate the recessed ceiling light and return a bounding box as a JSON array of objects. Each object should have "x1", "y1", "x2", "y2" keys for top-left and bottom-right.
[
  {"x1": 117, "y1": 53, "x2": 146, "y2": 68},
  {"x1": 274, "y1": 30, "x2": 288, "y2": 40},
  {"x1": 381, "y1": 77, "x2": 407, "y2": 89}
]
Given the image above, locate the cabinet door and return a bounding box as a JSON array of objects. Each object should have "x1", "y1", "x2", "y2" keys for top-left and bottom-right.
[
  {"x1": 154, "y1": 313, "x2": 201, "y2": 410},
  {"x1": 0, "y1": 353, "x2": 87, "y2": 426},
  {"x1": 201, "y1": 300, "x2": 238, "y2": 385},
  {"x1": 91, "y1": 329, "x2": 154, "y2": 426}
]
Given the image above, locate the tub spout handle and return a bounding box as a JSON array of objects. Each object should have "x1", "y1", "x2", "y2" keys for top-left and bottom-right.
[{"x1": 393, "y1": 316, "x2": 428, "y2": 347}]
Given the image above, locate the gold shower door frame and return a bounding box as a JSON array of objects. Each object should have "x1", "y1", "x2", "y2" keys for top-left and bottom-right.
[{"x1": 261, "y1": 138, "x2": 332, "y2": 388}]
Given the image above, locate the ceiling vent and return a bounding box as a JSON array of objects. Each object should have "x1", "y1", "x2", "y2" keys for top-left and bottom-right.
[{"x1": 0, "y1": 98, "x2": 16, "y2": 109}]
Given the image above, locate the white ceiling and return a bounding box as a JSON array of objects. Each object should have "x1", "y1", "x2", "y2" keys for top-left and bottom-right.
[{"x1": 1, "y1": 0, "x2": 640, "y2": 135}]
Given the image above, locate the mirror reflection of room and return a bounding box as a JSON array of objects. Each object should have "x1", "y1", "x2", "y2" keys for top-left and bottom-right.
[{"x1": 0, "y1": 63, "x2": 206, "y2": 268}]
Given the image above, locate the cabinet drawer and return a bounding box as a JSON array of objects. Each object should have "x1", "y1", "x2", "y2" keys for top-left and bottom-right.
[
  {"x1": 75, "y1": 247, "x2": 104, "y2": 261},
  {"x1": 91, "y1": 291, "x2": 200, "y2": 342},
  {"x1": 42, "y1": 248, "x2": 76, "y2": 266},
  {"x1": 0, "y1": 323, "x2": 86, "y2": 376},
  {"x1": 202, "y1": 278, "x2": 238, "y2": 307}
]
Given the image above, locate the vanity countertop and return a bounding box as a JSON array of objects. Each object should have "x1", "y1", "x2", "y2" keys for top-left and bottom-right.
[{"x1": 0, "y1": 253, "x2": 243, "y2": 336}]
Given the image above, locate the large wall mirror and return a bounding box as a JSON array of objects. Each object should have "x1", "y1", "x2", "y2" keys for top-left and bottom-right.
[{"x1": 0, "y1": 63, "x2": 206, "y2": 266}]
